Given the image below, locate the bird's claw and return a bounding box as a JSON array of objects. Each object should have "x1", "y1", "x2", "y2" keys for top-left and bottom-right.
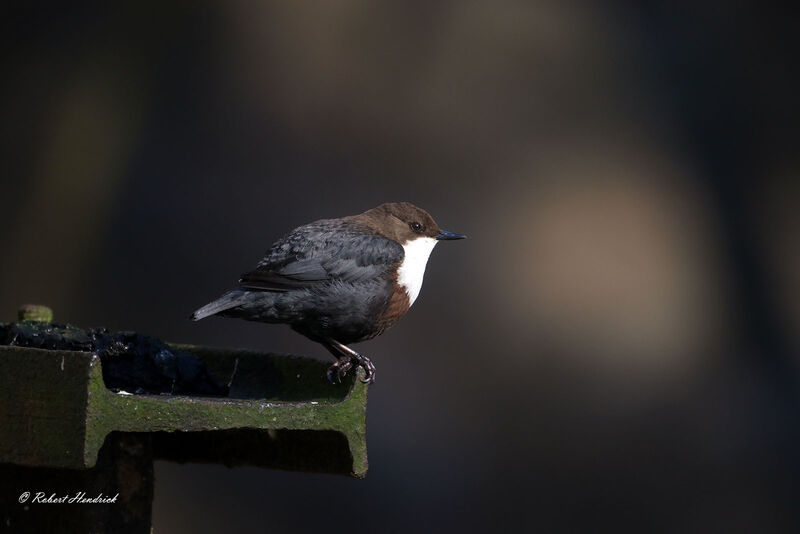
[
  {"x1": 327, "y1": 356, "x2": 353, "y2": 383},
  {"x1": 358, "y1": 357, "x2": 376, "y2": 384},
  {"x1": 326, "y1": 354, "x2": 376, "y2": 384}
]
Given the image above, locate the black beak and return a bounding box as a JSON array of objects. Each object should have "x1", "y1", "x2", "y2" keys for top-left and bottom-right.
[{"x1": 436, "y1": 229, "x2": 467, "y2": 241}]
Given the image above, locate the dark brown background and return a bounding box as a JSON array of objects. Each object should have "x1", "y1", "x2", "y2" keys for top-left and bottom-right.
[{"x1": 2, "y1": 2, "x2": 799, "y2": 532}]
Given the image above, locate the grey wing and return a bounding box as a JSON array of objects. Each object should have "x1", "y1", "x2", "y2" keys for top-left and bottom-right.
[{"x1": 239, "y1": 220, "x2": 404, "y2": 291}]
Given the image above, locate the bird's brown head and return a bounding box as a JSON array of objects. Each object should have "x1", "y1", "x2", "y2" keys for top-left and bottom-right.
[{"x1": 354, "y1": 202, "x2": 466, "y2": 244}]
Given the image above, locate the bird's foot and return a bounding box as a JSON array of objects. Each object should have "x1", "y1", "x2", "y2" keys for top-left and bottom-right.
[
  {"x1": 355, "y1": 353, "x2": 376, "y2": 384},
  {"x1": 327, "y1": 356, "x2": 353, "y2": 383},
  {"x1": 326, "y1": 352, "x2": 376, "y2": 384}
]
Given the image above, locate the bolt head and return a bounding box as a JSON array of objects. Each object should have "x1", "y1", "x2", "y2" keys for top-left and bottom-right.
[{"x1": 18, "y1": 304, "x2": 53, "y2": 323}]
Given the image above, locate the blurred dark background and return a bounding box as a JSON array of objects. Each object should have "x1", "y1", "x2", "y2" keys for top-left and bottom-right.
[{"x1": 2, "y1": 2, "x2": 799, "y2": 532}]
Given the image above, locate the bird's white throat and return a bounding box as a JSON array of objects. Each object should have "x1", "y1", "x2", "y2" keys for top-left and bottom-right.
[{"x1": 397, "y1": 237, "x2": 438, "y2": 306}]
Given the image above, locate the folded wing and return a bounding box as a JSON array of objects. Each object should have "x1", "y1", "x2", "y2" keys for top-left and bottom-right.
[{"x1": 239, "y1": 220, "x2": 404, "y2": 291}]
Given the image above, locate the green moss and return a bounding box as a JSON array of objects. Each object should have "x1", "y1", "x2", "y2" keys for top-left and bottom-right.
[{"x1": 84, "y1": 352, "x2": 369, "y2": 476}]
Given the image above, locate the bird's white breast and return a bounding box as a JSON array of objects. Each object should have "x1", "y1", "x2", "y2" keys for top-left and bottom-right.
[{"x1": 397, "y1": 237, "x2": 438, "y2": 306}]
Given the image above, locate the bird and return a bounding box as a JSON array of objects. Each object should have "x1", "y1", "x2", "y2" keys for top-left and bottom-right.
[{"x1": 191, "y1": 202, "x2": 466, "y2": 384}]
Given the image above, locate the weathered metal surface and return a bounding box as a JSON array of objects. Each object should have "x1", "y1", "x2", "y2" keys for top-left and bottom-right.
[
  {"x1": 0, "y1": 329, "x2": 369, "y2": 478},
  {"x1": 0, "y1": 320, "x2": 229, "y2": 395}
]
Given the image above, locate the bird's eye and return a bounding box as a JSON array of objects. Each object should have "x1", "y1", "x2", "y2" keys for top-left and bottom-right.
[{"x1": 409, "y1": 221, "x2": 423, "y2": 233}]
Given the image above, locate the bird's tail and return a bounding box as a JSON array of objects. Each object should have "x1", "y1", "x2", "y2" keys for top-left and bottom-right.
[{"x1": 191, "y1": 289, "x2": 248, "y2": 321}]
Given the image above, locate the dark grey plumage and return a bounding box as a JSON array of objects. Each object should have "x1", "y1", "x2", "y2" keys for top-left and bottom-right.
[
  {"x1": 192, "y1": 218, "x2": 404, "y2": 345},
  {"x1": 240, "y1": 219, "x2": 404, "y2": 291}
]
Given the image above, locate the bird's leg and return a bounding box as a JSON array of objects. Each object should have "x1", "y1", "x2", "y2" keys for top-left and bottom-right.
[{"x1": 324, "y1": 339, "x2": 376, "y2": 384}]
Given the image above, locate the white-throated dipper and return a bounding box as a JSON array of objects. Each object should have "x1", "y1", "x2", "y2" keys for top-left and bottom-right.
[{"x1": 191, "y1": 202, "x2": 466, "y2": 384}]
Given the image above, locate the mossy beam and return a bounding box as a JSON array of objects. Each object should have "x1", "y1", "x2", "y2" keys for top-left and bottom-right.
[
  {"x1": 85, "y1": 355, "x2": 368, "y2": 476},
  {"x1": 0, "y1": 345, "x2": 368, "y2": 477}
]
